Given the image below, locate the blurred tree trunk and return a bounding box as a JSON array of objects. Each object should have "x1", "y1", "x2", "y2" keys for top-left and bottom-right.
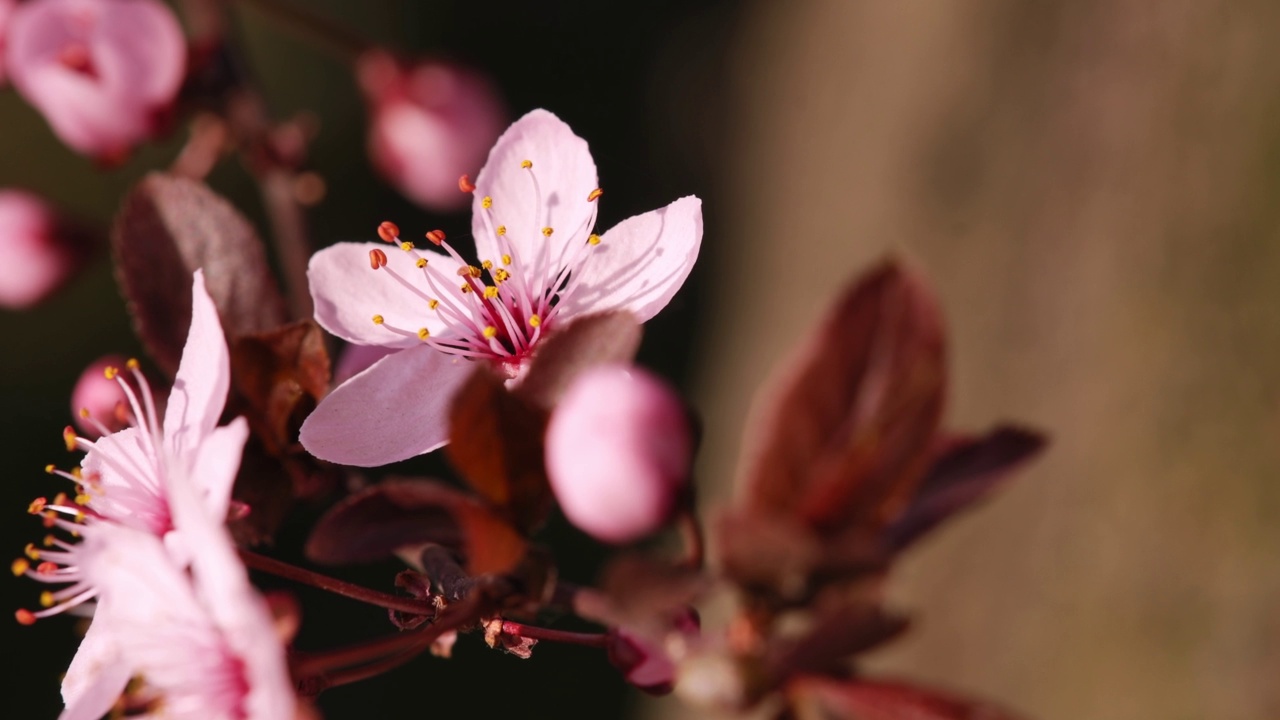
[{"x1": 683, "y1": 1, "x2": 1280, "y2": 718}]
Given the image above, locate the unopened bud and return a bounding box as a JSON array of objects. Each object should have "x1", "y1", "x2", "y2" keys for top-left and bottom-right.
[{"x1": 70, "y1": 355, "x2": 131, "y2": 438}]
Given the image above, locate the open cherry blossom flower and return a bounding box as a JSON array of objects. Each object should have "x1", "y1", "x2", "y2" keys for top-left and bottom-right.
[
  {"x1": 58, "y1": 464, "x2": 294, "y2": 720},
  {"x1": 15, "y1": 270, "x2": 245, "y2": 622},
  {"x1": 5, "y1": 0, "x2": 186, "y2": 159},
  {"x1": 302, "y1": 109, "x2": 703, "y2": 466}
]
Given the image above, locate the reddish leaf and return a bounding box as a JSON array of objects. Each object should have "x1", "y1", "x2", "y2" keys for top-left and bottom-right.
[
  {"x1": 515, "y1": 310, "x2": 643, "y2": 409},
  {"x1": 229, "y1": 320, "x2": 331, "y2": 455},
  {"x1": 739, "y1": 261, "x2": 946, "y2": 537},
  {"x1": 787, "y1": 677, "x2": 1026, "y2": 720},
  {"x1": 305, "y1": 477, "x2": 527, "y2": 575},
  {"x1": 446, "y1": 368, "x2": 552, "y2": 533},
  {"x1": 886, "y1": 426, "x2": 1046, "y2": 551},
  {"x1": 113, "y1": 173, "x2": 286, "y2": 375}
]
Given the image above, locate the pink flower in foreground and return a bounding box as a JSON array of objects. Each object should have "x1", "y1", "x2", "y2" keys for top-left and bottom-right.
[
  {"x1": 301, "y1": 109, "x2": 703, "y2": 466},
  {"x1": 0, "y1": 0, "x2": 16, "y2": 84},
  {"x1": 358, "y1": 50, "x2": 506, "y2": 212},
  {"x1": 6, "y1": 0, "x2": 186, "y2": 159},
  {"x1": 0, "y1": 189, "x2": 84, "y2": 309},
  {"x1": 59, "y1": 464, "x2": 293, "y2": 720},
  {"x1": 546, "y1": 365, "x2": 694, "y2": 543},
  {"x1": 15, "y1": 270, "x2": 244, "y2": 621}
]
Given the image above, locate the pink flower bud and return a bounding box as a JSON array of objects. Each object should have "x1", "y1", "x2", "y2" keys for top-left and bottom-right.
[
  {"x1": 545, "y1": 365, "x2": 693, "y2": 544},
  {"x1": 357, "y1": 50, "x2": 506, "y2": 212},
  {"x1": 0, "y1": 190, "x2": 84, "y2": 309},
  {"x1": 70, "y1": 354, "x2": 130, "y2": 437},
  {"x1": 0, "y1": 0, "x2": 16, "y2": 85},
  {"x1": 608, "y1": 608, "x2": 701, "y2": 695},
  {"x1": 6, "y1": 0, "x2": 186, "y2": 159}
]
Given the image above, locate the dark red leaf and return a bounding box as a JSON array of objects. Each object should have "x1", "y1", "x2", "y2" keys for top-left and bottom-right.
[
  {"x1": 738, "y1": 261, "x2": 947, "y2": 538},
  {"x1": 515, "y1": 310, "x2": 643, "y2": 409},
  {"x1": 446, "y1": 368, "x2": 552, "y2": 533},
  {"x1": 886, "y1": 426, "x2": 1046, "y2": 551},
  {"x1": 112, "y1": 173, "x2": 287, "y2": 375},
  {"x1": 305, "y1": 477, "x2": 527, "y2": 575},
  {"x1": 787, "y1": 677, "x2": 1027, "y2": 720},
  {"x1": 229, "y1": 319, "x2": 331, "y2": 456}
]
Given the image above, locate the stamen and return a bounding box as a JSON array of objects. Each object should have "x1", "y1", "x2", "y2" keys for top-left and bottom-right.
[
  {"x1": 428, "y1": 300, "x2": 439, "y2": 310},
  {"x1": 426, "y1": 229, "x2": 446, "y2": 246},
  {"x1": 588, "y1": 188, "x2": 604, "y2": 201},
  {"x1": 497, "y1": 226, "x2": 507, "y2": 236},
  {"x1": 15, "y1": 609, "x2": 36, "y2": 626},
  {"x1": 39, "y1": 591, "x2": 54, "y2": 608},
  {"x1": 483, "y1": 326, "x2": 498, "y2": 339},
  {"x1": 502, "y1": 253, "x2": 512, "y2": 264},
  {"x1": 520, "y1": 160, "x2": 533, "y2": 169},
  {"x1": 482, "y1": 196, "x2": 493, "y2": 209},
  {"x1": 103, "y1": 366, "x2": 118, "y2": 381},
  {"x1": 459, "y1": 175, "x2": 476, "y2": 193},
  {"x1": 416, "y1": 258, "x2": 428, "y2": 269},
  {"x1": 62, "y1": 427, "x2": 77, "y2": 452},
  {"x1": 542, "y1": 227, "x2": 554, "y2": 237},
  {"x1": 28, "y1": 498, "x2": 46, "y2": 515},
  {"x1": 483, "y1": 286, "x2": 499, "y2": 299},
  {"x1": 372, "y1": 315, "x2": 385, "y2": 325},
  {"x1": 11, "y1": 559, "x2": 28, "y2": 576},
  {"x1": 529, "y1": 315, "x2": 541, "y2": 328},
  {"x1": 400, "y1": 241, "x2": 415, "y2": 252},
  {"x1": 377, "y1": 221, "x2": 400, "y2": 243},
  {"x1": 369, "y1": 248, "x2": 388, "y2": 269},
  {"x1": 588, "y1": 234, "x2": 602, "y2": 246},
  {"x1": 417, "y1": 328, "x2": 430, "y2": 341}
]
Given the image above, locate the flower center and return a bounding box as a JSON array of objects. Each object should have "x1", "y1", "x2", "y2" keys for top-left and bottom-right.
[{"x1": 363, "y1": 162, "x2": 605, "y2": 371}]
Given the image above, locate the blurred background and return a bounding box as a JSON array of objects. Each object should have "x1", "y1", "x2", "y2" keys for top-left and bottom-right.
[{"x1": 5, "y1": 1, "x2": 1280, "y2": 719}]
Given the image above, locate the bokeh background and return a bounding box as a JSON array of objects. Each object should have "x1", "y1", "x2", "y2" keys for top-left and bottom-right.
[{"x1": 5, "y1": 1, "x2": 1280, "y2": 719}]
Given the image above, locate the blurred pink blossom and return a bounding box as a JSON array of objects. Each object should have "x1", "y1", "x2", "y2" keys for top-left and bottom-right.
[
  {"x1": 358, "y1": 50, "x2": 506, "y2": 212},
  {"x1": 302, "y1": 109, "x2": 703, "y2": 466},
  {"x1": 608, "y1": 608, "x2": 700, "y2": 695},
  {"x1": 70, "y1": 354, "x2": 129, "y2": 437},
  {"x1": 545, "y1": 365, "x2": 694, "y2": 543},
  {"x1": 6, "y1": 0, "x2": 186, "y2": 159},
  {"x1": 0, "y1": 190, "x2": 83, "y2": 309},
  {"x1": 0, "y1": 0, "x2": 16, "y2": 85}
]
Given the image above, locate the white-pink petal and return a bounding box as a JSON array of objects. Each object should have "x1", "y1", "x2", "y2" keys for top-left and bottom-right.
[
  {"x1": 164, "y1": 269, "x2": 230, "y2": 459},
  {"x1": 59, "y1": 619, "x2": 132, "y2": 720},
  {"x1": 309, "y1": 241, "x2": 462, "y2": 348},
  {"x1": 471, "y1": 109, "x2": 598, "y2": 272},
  {"x1": 299, "y1": 345, "x2": 474, "y2": 466},
  {"x1": 560, "y1": 196, "x2": 703, "y2": 322},
  {"x1": 189, "y1": 418, "x2": 249, "y2": 525}
]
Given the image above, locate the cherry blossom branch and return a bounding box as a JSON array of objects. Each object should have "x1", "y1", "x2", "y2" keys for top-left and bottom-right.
[
  {"x1": 499, "y1": 621, "x2": 610, "y2": 649},
  {"x1": 239, "y1": 549, "x2": 433, "y2": 617}
]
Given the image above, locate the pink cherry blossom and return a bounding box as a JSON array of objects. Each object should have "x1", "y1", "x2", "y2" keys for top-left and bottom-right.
[
  {"x1": 0, "y1": 189, "x2": 83, "y2": 309},
  {"x1": 608, "y1": 608, "x2": 700, "y2": 695},
  {"x1": 358, "y1": 50, "x2": 506, "y2": 212},
  {"x1": 0, "y1": 0, "x2": 16, "y2": 84},
  {"x1": 70, "y1": 354, "x2": 130, "y2": 437},
  {"x1": 545, "y1": 365, "x2": 694, "y2": 543},
  {"x1": 302, "y1": 109, "x2": 703, "y2": 466},
  {"x1": 5, "y1": 0, "x2": 186, "y2": 159}
]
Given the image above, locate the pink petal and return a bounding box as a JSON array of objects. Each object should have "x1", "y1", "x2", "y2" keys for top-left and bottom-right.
[
  {"x1": 309, "y1": 241, "x2": 462, "y2": 348},
  {"x1": 299, "y1": 345, "x2": 473, "y2": 466},
  {"x1": 190, "y1": 418, "x2": 249, "y2": 524},
  {"x1": 559, "y1": 196, "x2": 702, "y2": 322},
  {"x1": 93, "y1": 0, "x2": 185, "y2": 103},
  {"x1": 163, "y1": 270, "x2": 230, "y2": 458},
  {"x1": 59, "y1": 619, "x2": 131, "y2": 720},
  {"x1": 470, "y1": 110, "x2": 598, "y2": 275},
  {"x1": 334, "y1": 343, "x2": 397, "y2": 385},
  {"x1": 81, "y1": 427, "x2": 170, "y2": 533},
  {"x1": 0, "y1": 189, "x2": 79, "y2": 309}
]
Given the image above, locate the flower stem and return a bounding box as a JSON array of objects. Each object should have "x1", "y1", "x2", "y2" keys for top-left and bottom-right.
[
  {"x1": 499, "y1": 621, "x2": 610, "y2": 649},
  {"x1": 238, "y1": 549, "x2": 433, "y2": 617}
]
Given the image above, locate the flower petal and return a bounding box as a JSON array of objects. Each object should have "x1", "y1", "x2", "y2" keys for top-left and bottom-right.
[
  {"x1": 163, "y1": 270, "x2": 230, "y2": 458},
  {"x1": 299, "y1": 346, "x2": 473, "y2": 466},
  {"x1": 190, "y1": 417, "x2": 249, "y2": 524},
  {"x1": 309, "y1": 242, "x2": 462, "y2": 348},
  {"x1": 471, "y1": 110, "x2": 598, "y2": 275},
  {"x1": 559, "y1": 196, "x2": 703, "y2": 322},
  {"x1": 59, "y1": 619, "x2": 132, "y2": 720}
]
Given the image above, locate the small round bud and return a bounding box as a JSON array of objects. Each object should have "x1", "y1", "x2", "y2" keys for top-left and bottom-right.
[
  {"x1": 0, "y1": 190, "x2": 84, "y2": 309},
  {"x1": 545, "y1": 365, "x2": 693, "y2": 544},
  {"x1": 71, "y1": 354, "x2": 130, "y2": 437}
]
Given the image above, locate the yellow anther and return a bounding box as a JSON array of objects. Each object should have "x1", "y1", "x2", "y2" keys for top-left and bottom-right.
[
  {"x1": 71, "y1": 467, "x2": 82, "y2": 480},
  {"x1": 27, "y1": 498, "x2": 45, "y2": 515},
  {"x1": 417, "y1": 328, "x2": 431, "y2": 341},
  {"x1": 501, "y1": 253, "x2": 512, "y2": 264},
  {"x1": 78, "y1": 408, "x2": 89, "y2": 419},
  {"x1": 496, "y1": 225, "x2": 507, "y2": 236},
  {"x1": 103, "y1": 366, "x2": 118, "y2": 380},
  {"x1": 482, "y1": 196, "x2": 493, "y2": 209},
  {"x1": 520, "y1": 160, "x2": 533, "y2": 169},
  {"x1": 428, "y1": 299, "x2": 439, "y2": 310},
  {"x1": 541, "y1": 227, "x2": 554, "y2": 237},
  {"x1": 460, "y1": 285, "x2": 472, "y2": 293},
  {"x1": 44, "y1": 464, "x2": 55, "y2": 475},
  {"x1": 400, "y1": 241, "x2": 415, "y2": 252},
  {"x1": 588, "y1": 188, "x2": 604, "y2": 201},
  {"x1": 75, "y1": 494, "x2": 91, "y2": 506},
  {"x1": 39, "y1": 591, "x2": 54, "y2": 608},
  {"x1": 11, "y1": 559, "x2": 29, "y2": 576},
  {"x1": 483, "y1": 326, "x2": 498, "y2": 339},
  {"x1": 481, "y1": 260, "x2": 493, "y2": 270},
  {"x1": 483, "y1": 286, "x2": 499, "y2": 299},
  {"x1": 588, "y1": 234, "x2": 601, "y2": 246},
  {"x1": 42, "y1": 536, "x2": 55, "y2": 549},
  {"x1": 74, "y1": 511, "x2": 85, "y2": 524},
  {"x1": 62, "y1": 427, "x2": 77, "y2": 452},
  {"x1": 126, "y1": 358, "x2": 140, "y2": 371},
  {"x1": 529, "y1": 314, "x2": 541, "y2": 328},
  {"x1": 494, "y1": 269, "x2": 510, "y2": 284},
  {"x1": 416, "y1": 258, "x2": 428, "y2": 269},
  {"x1": 372, "y1": 315, "x2": 385, "y2": 325},
  {"x1": 24, "y1": 544, "x2": 40, "y2": 561}
]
